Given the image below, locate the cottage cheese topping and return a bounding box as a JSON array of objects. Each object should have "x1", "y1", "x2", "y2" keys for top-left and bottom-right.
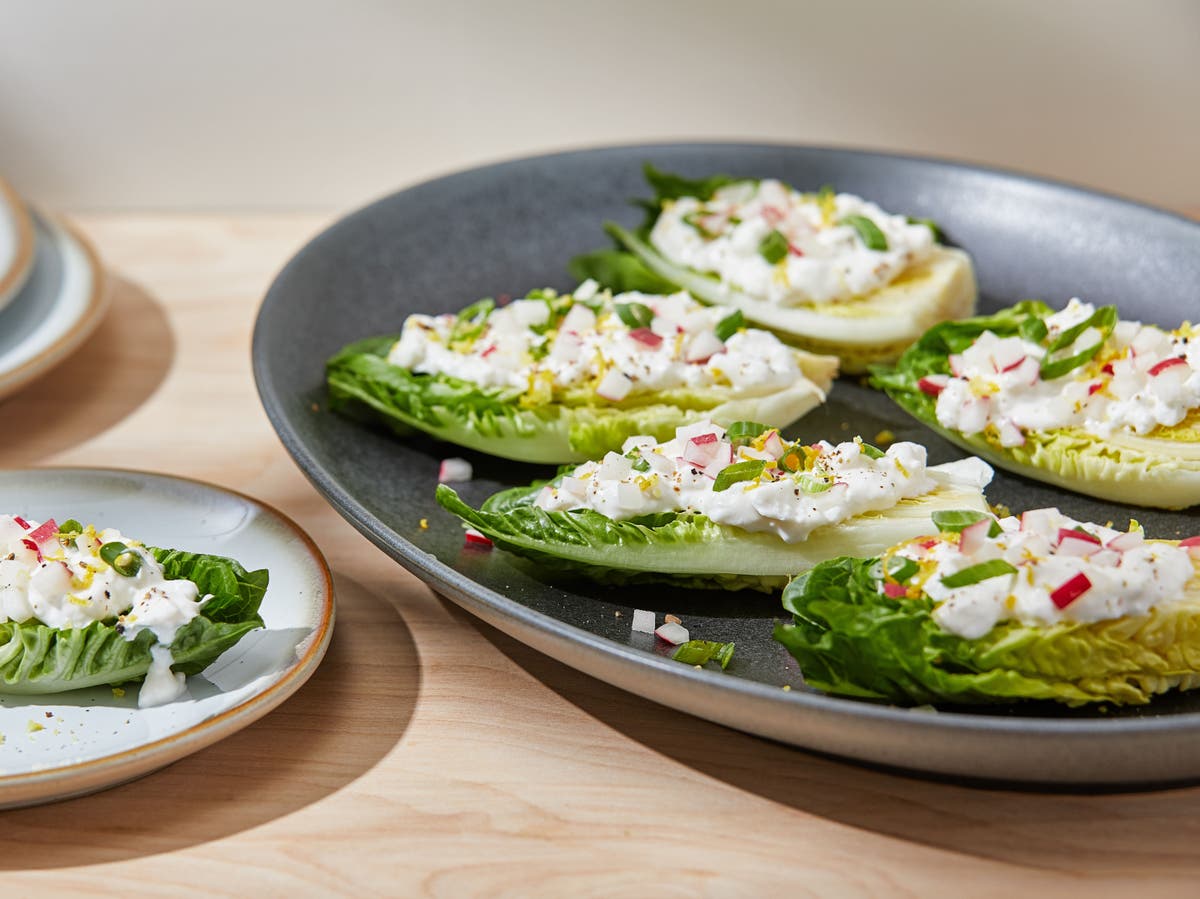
[
  {"x1": 389, "y1": 283, "x2": 813, "y2": 403},
  {"x1": 890, "y1": 508, "x2": 1199, "y2": 639},
  {"x1": 534, "y1": 421, "x2": 954, "y2": 543},
  {"x1": 649, "y1": 180, "x2": 936, "y2": 306},
  {"x1": 933, "y1": 299, "x2": 1200, "y2": 443},
  {"x1": 0, "y1": 515, "x2": 206, "y2": 706}
]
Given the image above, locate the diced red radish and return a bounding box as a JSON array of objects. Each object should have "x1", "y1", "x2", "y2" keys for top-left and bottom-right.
[
  {"x1": 631, "y1": 609, "x2": 656, "y2": 634},
  {"x1": 919, "y1": 539, "x2": 939, "y2": 550},
  {"x1": 1148, "y1": 357, "x2": 1188, "y2": 376},
  {"x1": 762, "y1": 205, "x2": 785, "y2": 226},
  {"x1": 702, "y1": 449, "x2": 733, "y2": 480},
  {"x1": 762, "y1": 431, "x2": 785, "y2": 458},
  {"x1": 20, "y1": 538, "x2": 39, "y2": 559},
  {"x1": 959, "y1": 519, "x2": 992, "y2": 555},
  {"x1": 989, "y1": 340, "x2": 1027, "y2": 373},
  {"x1": 997, "y1": 420, "x2": 1025, "y2": 447},
  {"x1": 1102, "y1": 363, "x2": 1114, "y2": 375},
  {"x1": 629, "y1": 328, "x2": 663, "y2": 349},
  {"x1": 1050, "y1": 572, "x2": 1092, "y2": 609},
  {"x1": 1106, "y1": 531, "x2": 1144, "y2": 553},
  {"x1": 918, "y1": 374, "x2": 950, "y2": 396},
  {"x1": 1087, "y1": 382, "x2": 1103, "y2": 396},
  {"x1": 26, "y1": 520, "x2": 59, "y2": 547},
  {"x1": 596, "y1": 369, "x2": 633, "y2": 402},
  {"x1": 464, "y1": 529, "x2": 493, "y2": 548},
  {"x1": 480, "y1": 344, "x2": 497, "y2": 358},
  {"x1": 1013, "y1": 356, "x2": 1041, "y2": 386},
  {"x1": 948, "y1": 354, "x2": 965, "y2": 377},
  {"x1": 655, "y1": 621, "x2": 690, "y2": 645},
  {"x1": 438, "y1": 458, "x2": 473, "y2": 483},
  {"x1": 883, "y1": 582, "x2": 907, "y2": 598},
  {"x1": 13, "y1": 516, "x2": 30, "y2": 530},
  {"x1": 1057, "y1": 528, "x2": 1102, "y2": 557},
  {"x1": 1181, "y1": 536, "x2": 1200, "y2": 559},
  {"x1": 686, "y1": 330, "x2": 725, "y2": 362},
  {"x1": 999, "y1": 355, "x2": 1027, "y2": 373},
  {"x1": 1020, "y1": 508, "x2": 1060, "y2": 534},
  {"x1": 682, "y1": 434, "x2": 722, "y2": 468},
  {"x1": 787, "y1": 242, "x2": 805, "y2": 257},
  {"x1": 644, "y1": 452, "x2": 674, "y2": 475}
]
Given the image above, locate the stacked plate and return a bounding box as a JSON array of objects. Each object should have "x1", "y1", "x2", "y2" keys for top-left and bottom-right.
[{"x1": 0, "y1": 178, "x2": 109, "y2": 401}]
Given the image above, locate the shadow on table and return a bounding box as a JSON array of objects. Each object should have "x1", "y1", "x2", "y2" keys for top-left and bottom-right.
[
  {"x1": 0, "y1": 571, "x2": 419, "y2": 869},
  {"x1": 462, "y1": 606, "x2": 1200, "y2": 877},
  {"x1": 0, "y1": 273, "x2": 173, "y2": 464}
]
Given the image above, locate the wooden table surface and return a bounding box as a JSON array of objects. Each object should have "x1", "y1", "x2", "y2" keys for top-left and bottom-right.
[{"x1": 2, "y1": 213, "x2": 1199, "y2": 897}]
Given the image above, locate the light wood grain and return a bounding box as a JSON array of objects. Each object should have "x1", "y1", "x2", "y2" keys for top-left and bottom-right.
[{"x1": 1, "y1": 213, "x2": 1199, "y2": 897}]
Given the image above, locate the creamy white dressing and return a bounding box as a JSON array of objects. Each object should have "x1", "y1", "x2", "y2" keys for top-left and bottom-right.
[
  {"x1": 389, "y1": 283, "x2": 814, "y2": 401},
  {"x1": 893, "y1": 508, "x2": 1199, "y2": 639},
  {"x1": 935, "y1": 299, "x2": 1200, "y2": 442},
  {"x1": 0, "y1": 515, "x2": 207, "y2": 707},
  {"x1": 534, "y1": 421, "x2": 966, "y2": 543},
  {"x1": 649, "y1": 179, "x2": 936, "y2": 306}
]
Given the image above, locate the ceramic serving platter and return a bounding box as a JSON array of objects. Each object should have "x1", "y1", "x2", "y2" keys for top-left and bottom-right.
[
  {"x1": 0, "y1": 469, "x2": 335, "y2": 808},
  {"x1": 0, "y1": 211, "x2": 109, "y2": 402},
  {"x1": 253, "y1": 143, "x2": 1200, "y2": 785}
]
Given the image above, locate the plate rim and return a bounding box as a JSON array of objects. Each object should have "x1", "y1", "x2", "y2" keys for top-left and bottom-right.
[
  {"x1": 0, "y1": 178, "x2": 36, "y2": 313},
  {"x1": 0, "y1": 466, "x2": 336, "y2": 806},
  {"x1": 252, "y1": 141, "x2": 1200, "y2": 782},
  {"x1": 0, "y1": 212, "x2": 111, "y2": 402}
]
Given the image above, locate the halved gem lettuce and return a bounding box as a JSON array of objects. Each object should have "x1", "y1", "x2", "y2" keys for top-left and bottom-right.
[
  {"x1": 327, "y1": 326, "x2": 838, "y2": 465},
  {"x1": 871, "y1": 302, "x2": 1200, "y2": 509},
  {"x1": 435, "y1": 461, "x2": 991, "y2": 593},
  {"x1": 568, "y1": 166, "x2": 978, "y2": 373},
  {"x1": 775, "y1": 551, "x2": 1200, "y2": 706},
  {"x1": 0, "y1": 547, "x2": 266, "y2": 695}
]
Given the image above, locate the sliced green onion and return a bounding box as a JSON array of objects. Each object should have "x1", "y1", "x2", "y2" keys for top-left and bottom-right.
[
  {"x1": 758, "y1": 229, "x2": 788, "y2": 265},
  {"x1": 887, "y1": 557, "x2": 920, "y2": 583},
  {"x1": 57, "y1": 519, "x2": 83, "y2": 537},
  {"x1": 1018, "y1": 316, "x2": 1049, "y2": 344},
  {"x1": 631, "y1": 456, "x2": 650, "y2": 472},
  {"x1": 454, "y1": 297, "x2": 494, "y2": 324},
  {"x1": 932, "y1": 509, "x2": 993, "y2": 534},
  {"x1": 840, "y1": 215, "x2": 888, "y2": 251},
  {"x1": 682, "y1": 209, "x2": 721, "y2": 239},
  {"x1": 672, "y1": 640, "x2": 735, "y2": 669},
  {"x1": 1047, "y1": 305, "x2": 1117, "y2": 352},
  {"x1": 1039, "y1": 306, "x2": 1118, "y2": 380},
  {"x1": 797, "y1": 472, "x2": 833, "y2": 494},
  {"x1": 858, "y1": 441, "x2": 886, "y2": 460},
  {"x1": 726, "y1": 420, "x2": 770, "y2": 445},
  {"x1": 940, "y1": 559, "x2": 1017, "y2": 589},
  {"x1": 714, "y1": 309, "x2": 744, "y2": 342},
  {"x1": 615, "y1": 302, "x2": 655, "y2": 330},
  {"x1": 906, "y1": 216, "x2": 943, "y2": 243},
  {"x1": 99, "y1": 542, "x2": 143, "y2": 577},
  {"x1": 712, "y1": 460, "x2": 766, "y2": 492}
]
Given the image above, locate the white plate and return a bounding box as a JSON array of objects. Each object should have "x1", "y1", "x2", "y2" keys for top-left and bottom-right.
[
  {"x1": 0, "y1": 211, "x2": 109, "y2": 402},
  {"x1": 0, "y1": 468, "x2": 335, "y2": 809},
  {"x1": 0, "y1": 179, "x2": 35, "y2": 315}
]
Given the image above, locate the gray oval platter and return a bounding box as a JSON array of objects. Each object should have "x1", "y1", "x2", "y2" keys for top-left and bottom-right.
[{"x1": 253, "y1": 144, "x2": 1200, "y2": 785}]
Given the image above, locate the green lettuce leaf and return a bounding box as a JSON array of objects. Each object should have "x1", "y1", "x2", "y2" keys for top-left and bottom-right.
[
  {"x1": 435, "y1": 460, "x2": 990, "y2": 592},
  {"x1": 871, "y1": 302, "x2": 1200, "y2": 509},
  {"x1": 327, "y1": 334, "x2": 833, "y2": 463},
  {"x1": 0, "y1": 547, "x2": 267, "y2": 694},
  {"x1": 775, "y1": 554, "x2": 1200, "y2": 706}
]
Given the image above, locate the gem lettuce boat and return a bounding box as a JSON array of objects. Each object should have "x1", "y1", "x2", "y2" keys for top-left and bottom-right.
[
  {"x1": 326, "y1": 284, "x2": 838, "y2": 464},
  {"x1": 775, "y1": 507, "x2": 1200, "y2": 706},
  {"x1": 871, "y1": 299, "x2": 1200, "y2": 509},
  {"x1": 436, "y1": 421, "x2": 993, "y2": 592},
  {"x1": 569, "y1": 165, "x2": 978, "y2": 372},
  {"x1": 0, "y1": 514, "x2": 266, "y2": 706}
]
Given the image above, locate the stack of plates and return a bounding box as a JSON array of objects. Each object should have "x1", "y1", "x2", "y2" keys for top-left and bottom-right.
[{"x1": 0, "y1": 178, "x2": 109, "y2": 401}]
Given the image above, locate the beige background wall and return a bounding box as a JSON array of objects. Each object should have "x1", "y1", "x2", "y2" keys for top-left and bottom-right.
[{"x1": 2, "y1": 0, "x2": 1198, "y2": 212}]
